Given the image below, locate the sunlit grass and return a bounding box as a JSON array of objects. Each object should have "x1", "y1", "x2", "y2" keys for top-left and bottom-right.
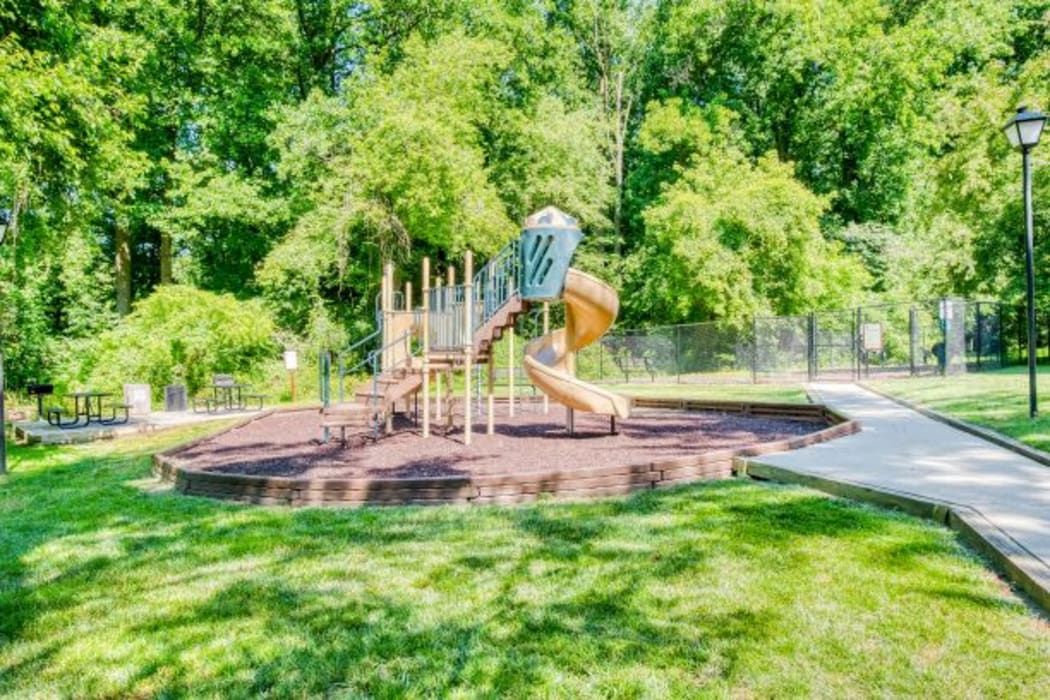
[
  {"x1": 1, "y1": 426, "x2": 1048, "y2": 697},
  {"x1": 868, "y1": 366, "x2": 1050, "y2": 452},
  {"x1": 610, "y1": 382, "x2": 809, "y2": 403}
]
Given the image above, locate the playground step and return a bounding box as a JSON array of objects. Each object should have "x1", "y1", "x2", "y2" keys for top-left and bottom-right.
[
  {"x1": 474, "y1": 296, "x2": 526, "y2": 355},
  {"x1": 321, "y1": 403, "x2": 374, "y2": 428},
  {"x1": 354, "y1": 372, "x2": 423, "y2": 406},
  {"x1": 422, "y1": 354, "x2": 499, "y2": 369}
]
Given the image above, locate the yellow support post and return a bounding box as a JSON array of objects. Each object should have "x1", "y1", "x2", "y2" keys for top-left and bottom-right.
[
  {"x1": 383, "y1": 261, "x2": 394, "y2": 434},
  {"x1": 508, "y1": 275, "x2": 515, "y2": 417},
  {"x1": 435, "y1": 371, "x2": 443, "y2": 422},
  {"x1": 422, "y1": 257, "x2": 430, "y2": 438},
  {"x1": 565, "y1": 300, "x2": 576, "y2": 435},
  {"x1": 487, "y1": 351, "x2": 495, "y2": 435},
  {"x1": 543, "y1": 301, "x2": 550, "y2": 415},
  {"x1": 435, "y1": 273, "x2": 443, "y2": 421},
  {"x1": 508, "y1": 324, "x2": 515, "y2": 417},
  {"x1": 464, "y1": 251, "x2": 473, "y2": 445}
]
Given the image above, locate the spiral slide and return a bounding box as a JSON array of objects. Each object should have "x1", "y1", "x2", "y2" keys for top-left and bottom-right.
[{"x1": 522, "y1": 268, "x2": 632, "y2": 419}]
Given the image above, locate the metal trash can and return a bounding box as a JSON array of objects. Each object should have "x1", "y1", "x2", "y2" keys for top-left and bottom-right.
[
  {"x1": 164, "y1": 384, "x2": 187, "y2": 412},
  {"x1": 519, "y1": 206, "x2": 584, "y2": 301},
  {"x1": 26, "y1": 383, "x2": 55, "y2": 421}
]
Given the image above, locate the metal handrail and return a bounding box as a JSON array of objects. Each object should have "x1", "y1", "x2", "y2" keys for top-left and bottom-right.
[
  {"x1": 374, "y1": 290, "x2": 406, "y2": 322},
  {"x1": 335, "y1": 328, "x2": 382, "y2": 403},
  {"x1": 364, "y1": 330, "x2": 419, "y2": 439},
  {"x1": 472, "y1": 239, "x2": 520, "y2": 332},
  {"x1": 341, "y1": 328, "x2": 381, "y2": 356}
]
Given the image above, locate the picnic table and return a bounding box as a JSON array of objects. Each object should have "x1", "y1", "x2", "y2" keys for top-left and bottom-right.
[
  {"x1": 47, "y1": 391, "x2": 131, "y2": 429},
  {"x1": 212, "y1": 383, "x2": 248, "y2": 411},
  {"x1": 192, "y1": 376, "x2": 267, "y2": 413}
]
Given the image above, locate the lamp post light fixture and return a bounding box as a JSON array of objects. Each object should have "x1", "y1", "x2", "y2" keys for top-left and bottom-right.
[{"x1": 1003, "y1": 106, "x2": 1047, "y2": 419}]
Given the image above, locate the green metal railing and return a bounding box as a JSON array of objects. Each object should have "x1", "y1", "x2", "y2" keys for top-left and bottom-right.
[{"x1": 473, "y1": 239, "x2": 520, "y2": 331}]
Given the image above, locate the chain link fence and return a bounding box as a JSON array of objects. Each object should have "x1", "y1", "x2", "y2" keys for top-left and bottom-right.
[{"x1": 576, "y1": 298, "x2": 1010, "y2": 383}]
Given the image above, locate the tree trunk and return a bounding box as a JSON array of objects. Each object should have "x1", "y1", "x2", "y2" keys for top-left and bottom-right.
[
  {"x1": 159, "y1": 230, "x2": 172, "y2": 284},
  {"x1": 115, "y1": 222, "x2": 132, "y2": 315}
]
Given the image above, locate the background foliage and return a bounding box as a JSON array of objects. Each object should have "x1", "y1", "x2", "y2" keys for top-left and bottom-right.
[
  {"x1": 1, "y1": 0, "x2": 1048, "y2": 388},
  {"x1": 71, "y1": 286, "x2": 277, "y2": 398}
]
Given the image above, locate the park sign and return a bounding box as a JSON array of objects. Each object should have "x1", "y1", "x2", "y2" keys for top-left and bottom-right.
[
  {"x1": 862, "y1": 323, "x2": 883, "y2": 352},
  {"x1": 284, "y1": 351, "x2": 299, "y2": 371}
]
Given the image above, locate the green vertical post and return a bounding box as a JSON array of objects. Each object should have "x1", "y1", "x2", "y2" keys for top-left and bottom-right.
[{"x1": 319, "y1": 350, "x2": 331, "y2": 444}]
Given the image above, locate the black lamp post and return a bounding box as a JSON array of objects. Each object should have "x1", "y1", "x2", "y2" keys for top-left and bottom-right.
[
  {"x1": 1003, "y1": 106, "x2": 1047, "y2": 419},
  {"x1": 0, "y1": 209, "x2": 8, "y2": 474}
]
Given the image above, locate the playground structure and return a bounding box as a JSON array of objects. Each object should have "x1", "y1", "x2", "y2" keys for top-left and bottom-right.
[
  {"x1": 320, "y1": 206, "x2": 631, "y2": 444},
  {"x1": 164, "y1": 205, "x2": 856, "y2": 505}
]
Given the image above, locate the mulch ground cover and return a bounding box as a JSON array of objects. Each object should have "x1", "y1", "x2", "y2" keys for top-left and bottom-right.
[{"x1": 173, "y1": 403, "x2": 819, "y2": 480}]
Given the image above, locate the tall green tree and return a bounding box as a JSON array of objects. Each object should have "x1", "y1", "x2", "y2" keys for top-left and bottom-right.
[{"x1": 624, "y1": 100, "x2": 868, "y2": 326}]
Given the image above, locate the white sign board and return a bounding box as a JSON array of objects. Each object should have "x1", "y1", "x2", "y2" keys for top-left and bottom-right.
[
  {"x1": 861, "y1": 323, "x2": 883, "y2": 352},
  {"x1": 123, "y1": 383, "x2": 152, "y2": 416},
  {"x1": 283, "y1": 350, "x2": 299, "y2": 371}
]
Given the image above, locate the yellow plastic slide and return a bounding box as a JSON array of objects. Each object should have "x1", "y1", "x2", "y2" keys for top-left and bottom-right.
[{"x1": 522, "y1": 268, "x2": 632, "y2": 419}]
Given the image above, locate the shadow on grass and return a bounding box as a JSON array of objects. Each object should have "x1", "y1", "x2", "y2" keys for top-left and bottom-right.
[{"x1": 0, "y1": 436, "x2": 1031, "y2": 696}]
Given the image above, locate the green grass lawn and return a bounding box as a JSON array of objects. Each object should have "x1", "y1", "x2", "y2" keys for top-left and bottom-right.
[
  {"x1": 867, "y1": 366, "x2": 1050, "y2": 453},
  {"x1": 609, "y1": 382, "x2": 809, "y2": 403},
  {"x1": 1, "y1": 429, "x2": 1049, "y2": 697}
]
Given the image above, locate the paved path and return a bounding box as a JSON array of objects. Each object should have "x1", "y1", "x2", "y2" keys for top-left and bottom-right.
[{"x1": 739, "y1": 382, "x2": 1050, "y2": 610}]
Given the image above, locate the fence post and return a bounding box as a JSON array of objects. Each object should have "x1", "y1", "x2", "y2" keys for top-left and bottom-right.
[
  {"x1": 998, "y1": 304, "x2": 1006, "y2": 368},
  {"x1": 751, "y1": 317, "x2": 758, "y2": 384},
  {"x1": 599, "y1": 340, "x2": 604, "y2": 382},
  {"x1": 807, "y1": 312, "x2": 816, "y2": 381},
  {"x1": 675, "y1": 324, "x2": 682, "y2": 383},
  {"x1": 941, "y1": 298, "x2": 948, "y2": 377},
  {"x1": 975, "y1": 302, "x2": 983, "y2": 371},
  {"x1": 1037, "y1": 310, "x2": 1045, "y2": 369},
  {"x1": 854, "y1": 307, "x2": 862, "y2": 380},
  {"x1": 1019, "y1": 305, "x2": 1026, "y2": 366},
  {"x1": 909, "y1": 306, "x2": 918, "y2": 376}
]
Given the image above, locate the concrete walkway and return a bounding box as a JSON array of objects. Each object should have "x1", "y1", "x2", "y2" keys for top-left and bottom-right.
[
  {"x1": 13, "y1": 409, "x2": 263, "y2": 445},
  {"x1": 737, "y1": 382, "x2": 1050, "y2": 612}
]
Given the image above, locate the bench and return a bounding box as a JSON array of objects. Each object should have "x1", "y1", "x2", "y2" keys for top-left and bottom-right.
[
  {"x1": 192, "y1": 396, "x2": 219, "y2": 414},
  {"x1": 241, "y1": 393, "x2": 267, "y2": 411},
  {"x1": 105, "y1": 403, "x2": 131, "y2": 425},
  {"x1": 46, "y1": 407, "x2": 76, "y2": 428},
  {"x1": 321, "y1": 405, "x2": 374, "y2": 446}
]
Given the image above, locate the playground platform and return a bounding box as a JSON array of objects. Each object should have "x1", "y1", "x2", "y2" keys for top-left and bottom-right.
[{"x1": 13, "y1": 409, "x2": 262, "y2": 445}]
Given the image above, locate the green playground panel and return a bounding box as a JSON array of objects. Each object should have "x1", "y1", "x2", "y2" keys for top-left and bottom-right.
[{"x1": 519, "y1": 225, "x2": 583, "y2": 301}]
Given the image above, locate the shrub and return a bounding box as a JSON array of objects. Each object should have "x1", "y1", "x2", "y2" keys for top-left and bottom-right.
[{"x1": 78, "y1": 286, "x2": 277, "y2": 399}]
